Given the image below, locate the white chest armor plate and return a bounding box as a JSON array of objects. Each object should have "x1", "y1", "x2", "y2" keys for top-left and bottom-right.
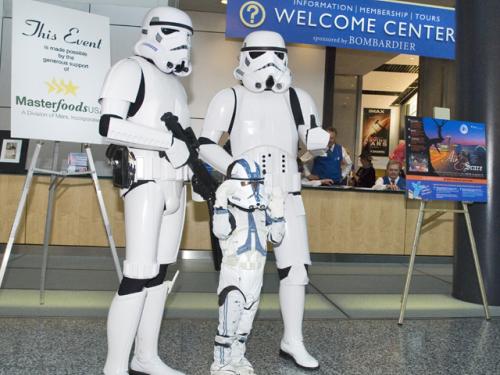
[
  {"x1": 230, "y1": 87, "x2": 301, "y2": 192},
  {"x1": 128, "y1": 56, "x2": 189, "y2": 181},
  {"x1": 221, "y1": 206, "x2": 268, "y2": 270}
]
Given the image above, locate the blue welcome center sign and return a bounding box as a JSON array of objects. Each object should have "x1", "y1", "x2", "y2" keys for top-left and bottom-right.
[{"x1": 226, "y1": 0, "x2": 456, "y2": 59}]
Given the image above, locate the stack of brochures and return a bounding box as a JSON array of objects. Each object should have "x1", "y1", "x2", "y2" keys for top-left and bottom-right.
[{"x1": 67, "y1": 152, "x2": 88, "y2": 173}]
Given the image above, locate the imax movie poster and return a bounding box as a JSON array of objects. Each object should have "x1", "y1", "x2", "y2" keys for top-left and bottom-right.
[
  {"x1": 405, "y1": 116, "x2": 487, "y2": 202},
  {"x1": 362, "y1": 108, "x2": 391, "y2": 156}
]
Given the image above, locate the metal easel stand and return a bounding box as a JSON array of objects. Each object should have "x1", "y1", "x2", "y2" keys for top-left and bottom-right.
[
  {"x1": 0, "y1": 141, "x2": 122, "y2": 305},
  {"x1": 398, "y1": 200, "x2": 491, "y2": 325}
]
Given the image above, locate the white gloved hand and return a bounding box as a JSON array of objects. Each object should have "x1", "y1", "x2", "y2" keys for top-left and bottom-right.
[
  {"x1": 214, "y1": 180, "x2": 238, "y2": 209},
  {"x1": 212, "y1": 209, "x2": 233, "y2": 240},
  {"x1": 268, "y1": 220, "x2": 285, "y2": 245},
  {"x1": 306, "y1": 127, "x2": 330, "y2": 153},
  {"x1": 268, "y1": 187, "x2": 285, "y2": 219}
]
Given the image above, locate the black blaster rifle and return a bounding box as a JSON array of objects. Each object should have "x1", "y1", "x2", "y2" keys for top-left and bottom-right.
[{"x1": 160, "y1": 112, "x2": 223, "y2": 270}]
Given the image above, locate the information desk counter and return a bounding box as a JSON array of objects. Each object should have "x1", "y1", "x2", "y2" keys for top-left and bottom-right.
[{"x1": 0, "y1": 175, "x2": 455, "y2": 256}]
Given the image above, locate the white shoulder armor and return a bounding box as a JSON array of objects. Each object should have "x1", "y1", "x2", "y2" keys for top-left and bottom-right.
[
  {"x1": 99, "y1": 58, "x2": 142, "y2": 104},
  {"x1": 199, "y1": 87, "x2": 236, "y2": 174},
  {"x1": 202, "y1": 87, "x2": 237, "y2": 134},
  {"x1": 294, "y1": 87, "x2": 319, "y2": 126}
]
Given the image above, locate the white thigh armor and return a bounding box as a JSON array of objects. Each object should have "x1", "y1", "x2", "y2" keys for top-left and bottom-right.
[{"x1": 122, "y1": 181, "x2": 185, "y2": 279}]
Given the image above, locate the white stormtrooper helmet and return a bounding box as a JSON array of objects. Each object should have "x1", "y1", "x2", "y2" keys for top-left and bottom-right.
[
  {"x1": 234, "y1": 31, "x2": 291, "y2": 93},
  {"x1": 225, "y1": 157, "x2": 268, "y2": 211},
  {"x1": 134, "y1": 7, "x2": 193, "y2": 76}
]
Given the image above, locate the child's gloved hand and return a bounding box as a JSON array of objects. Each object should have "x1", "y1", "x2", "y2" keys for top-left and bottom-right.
[
  {"x1": 212, "y1": 208, "x2": 233, "y2": 240},
  {"x1": 212, "y1": 180, "x2": 239, "y2": 239},
  {"x1": 214, "y1": 180, "x2": 238, "y2": 209}
]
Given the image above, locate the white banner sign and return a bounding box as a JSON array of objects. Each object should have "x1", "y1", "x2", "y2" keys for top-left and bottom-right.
[{"x1": 11, "y1": 0, "x2": 110, "y2": 144}]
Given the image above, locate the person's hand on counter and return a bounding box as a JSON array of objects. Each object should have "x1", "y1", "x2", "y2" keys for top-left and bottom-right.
[
  {"x1": 386, "y1": 181, "x2": 401, "y2": 191},
  {"x1": 320, "y1": 178, "x2": 334, "y2": 186}
]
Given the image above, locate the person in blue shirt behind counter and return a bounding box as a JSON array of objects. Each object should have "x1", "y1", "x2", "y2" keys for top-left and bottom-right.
[
  {"x1": 373, "y1": 160, "x2": 406, "y2": 191},
  {"x1": 305, "y1": 127, "x2": 352, "y2": 185}
]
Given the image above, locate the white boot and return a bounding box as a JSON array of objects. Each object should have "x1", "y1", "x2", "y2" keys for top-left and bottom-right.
[
  {"x1": 130, "y1": 282, "x2": 184, "y2": 375},
  {"x1": 279, "y1": 284, "x2": 319, "y2": 370},
  {"x1": 104, "y1": 290, "x2": 147, "y2": 375},
  {"x1": 211, "y1": 335, "x2": 238, "y2": 375},
  {"x1": 210, "y1": 362, "x2": 238, "y2": 375},
  {"x1": 231, "y1": 337, "x2": 254, "y2": 375}
]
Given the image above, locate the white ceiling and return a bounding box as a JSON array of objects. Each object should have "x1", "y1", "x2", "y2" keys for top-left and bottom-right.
[
  {"x1": 363, "y1": 54, "x2": 419, "y2": 102},
  {"x1": 387, "y1": 54, "x2": 419, "y2": 65},
  {"x1": 364, "y1": 71, "x2": 418, "y2": 92},
  {"x1": 336, "y1": 49, "x2": 398, "y2": 76}
]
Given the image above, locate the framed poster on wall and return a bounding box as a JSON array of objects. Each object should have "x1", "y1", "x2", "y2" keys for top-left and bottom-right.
[
  {"x1": 362, "y1": 108, "x2": 391, "y2": 157},
  {"x1": 0, "y1": 130, "x2": 28, "y2": 174}
]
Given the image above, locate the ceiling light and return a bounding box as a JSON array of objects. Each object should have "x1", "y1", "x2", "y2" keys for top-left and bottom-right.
[{"x1": 221, "y1": 0, "x2": 227, "y2": 4}]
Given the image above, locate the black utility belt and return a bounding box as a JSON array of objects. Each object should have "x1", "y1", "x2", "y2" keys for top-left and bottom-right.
[{"x1": 105, "y1": 145, "x2": 136, "y2": 189}]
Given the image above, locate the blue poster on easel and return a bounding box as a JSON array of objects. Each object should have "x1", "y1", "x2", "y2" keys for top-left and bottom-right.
[{"x1": 405, "y1": 117, "x2": 487, "y2": 202}]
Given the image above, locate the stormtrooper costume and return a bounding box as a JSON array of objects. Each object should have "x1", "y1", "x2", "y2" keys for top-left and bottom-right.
[
  {"x1": 98, "y1": 7, "x2": 193, "y2": 375},
  {"x1": 211, "y1": 157, "x2": 285, "y2": 375},
  {"x1": 199, "y1": 31, "x2": 329, "y2": 370}
]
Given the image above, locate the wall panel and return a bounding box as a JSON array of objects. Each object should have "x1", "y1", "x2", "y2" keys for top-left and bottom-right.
[
  {"x1": 0, "y1": 174, "x2": 26, "y2": 243},
  {"x1": 303, "y1": 189, "x2": 407, "y2": 254},
  {"x1": 404, "y1": 199, "x2": 455, "y2": 256},
  {"x1": 1, "y1": 175, "x2": 453, "y2": 256}
]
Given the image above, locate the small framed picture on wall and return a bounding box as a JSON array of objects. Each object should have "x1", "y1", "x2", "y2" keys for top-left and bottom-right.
[{"x1": 0, "y1": 130, "x2": 29, "y2": 174}]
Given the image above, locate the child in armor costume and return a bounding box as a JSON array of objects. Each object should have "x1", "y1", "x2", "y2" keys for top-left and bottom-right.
[{"x1": 211, "y1": 157, "x2": 286, "y2": 375}]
